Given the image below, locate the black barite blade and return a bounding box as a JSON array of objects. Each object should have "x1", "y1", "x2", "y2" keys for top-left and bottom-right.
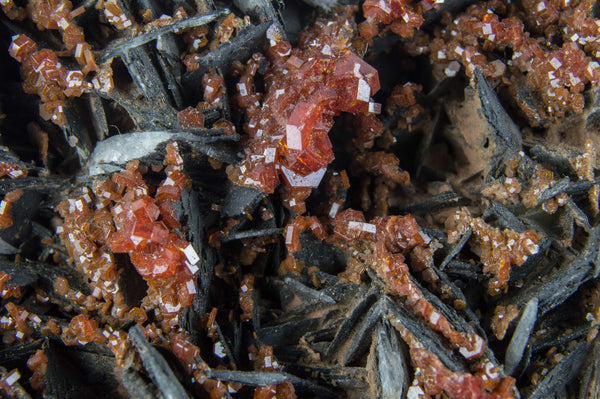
[{"x1": 129, "y1": 325, "x2": 191, "y2": 399}]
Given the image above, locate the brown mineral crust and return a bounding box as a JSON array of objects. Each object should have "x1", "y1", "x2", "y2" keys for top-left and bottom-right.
[
  {"x1": 446, "y1": 209, "x2": 541, "y2": 295},
  {"x1": 227, "y1": 7, "x2": 382, "y2": 202},
  {"x1": 0, "y1": 189, "x2": 23, "y2": 229},
  {"x1": 178, "y1": 107, "x2": 206, "y2": 129},
  {"x1": 391, "y1": 321, "x2": 516, "y2": 399},
  {"x1": 491, "y1": 305, "x2": 521, "y2": 341}
]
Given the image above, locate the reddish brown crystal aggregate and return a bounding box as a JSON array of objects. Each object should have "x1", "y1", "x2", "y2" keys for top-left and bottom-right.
[
  {"x1": 6, "y1": 0, "x2": 111, "y2": 126},
  {"x1": 428, "y1": 0, "x2": 600, "y2": 120},
  {"x1": 26, "y1": 349, "x2": 47, "y2": 391},
  {"x1": 284, "y1": 216, "x2": 327, "y2": 253},
  {"x1": 0, "y1": 273, "x2": 21, "y2": 300},
  {"x1": 227, "y1": 9, "x2": 382, "y2": 198},
  {"x1": 0, "y1": 161, "x2": 27, "y2": 180},
  {"x1": 61, "y1": 314, "x2": 107, "y2": 345},
  {"x1": 99, "y1": 0, "x2": 135, "y2": 30},
  {"x1": 571, "y1": 140, "x2": 599, "y2": 216},
  {"x1": 8, "y1": 33, "x2": 102, "y2": 126},
  {"x1": 329, "y1": 208, "x2": 486, "y2": 359},
  {"x1": 360, "y1": 0, "x2": 440, "y2": 39},
  {"x1": 252, "y1": 346, "x2": 297, "y2": 399},
  {"x1": 446, "y1": 209, "x2": 541, "y2": 295},
  {"x1": 0, "y1": 189, "x2": 23, "y2": 229},
  {"x1": 372, "y1": 241, "x2": 485, "y2": 359},
  {"x1": 392, "y1": 322, "x2": 516, "y2": 399},
  {"x1": 57, "y1": 142, "x2": 198, "y2": 329},
  {"x1": 0, "y1": 369, "x2": 23, "y2": 398},
  {"x1": 239, "y1": 274, "x2": 255, "y2": 321},
  {"x1": 171, "y1": 330, "x2": 243, "y2": 397}
]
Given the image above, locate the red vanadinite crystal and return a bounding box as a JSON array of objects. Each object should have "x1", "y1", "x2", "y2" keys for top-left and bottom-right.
[
  {"x1": 7, "y1": 1, "x2": 108, "y2": 127},
  {"x1": 8, "y1": 34, "x2": 37, "y2": 62},
  {"x1": 227, "y1": 9, "x2": 383, "y2": 195},
  {"x1": 0, "y1": 162, "x2": 27, "y2": 179},
  {"x1": 57, "y1": 142, "x2": 199, "y2": 325},
  {"x1": 284, "y1": 216, "x2": 326, "y2": 252},
  {"x1": 202, "y1": 71, "x2": 225, "y2": 103},
  {"x1": 360, "y1": 0, "x2": 437, "y2": 39},
  {"x1": 0, "y1": 189, "x2": 24, "y2": 229}
]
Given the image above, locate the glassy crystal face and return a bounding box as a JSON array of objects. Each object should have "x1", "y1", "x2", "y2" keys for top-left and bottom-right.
[
  {"x1": 57, "y1": 142, "x2": 199, "y2": 322},
  {"x1": 227, "y1": 12, "x2": 382, "y2": 197}
]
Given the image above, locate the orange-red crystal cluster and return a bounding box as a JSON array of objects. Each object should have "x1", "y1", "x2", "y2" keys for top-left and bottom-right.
[
  {"x1": 359, "y1": 0, "x2": 442, "y2": 39},
  {"x1": 283, "y1": 207, "x2": 488, "y2": 361},
  {"x1": 26, "y1": 350, "x2": 47, "y2": 392},
  {"x1": 171, "y1": 330, "x2": 248, "y2": 397},
  {"x1": 0, "y1": 161, "x2": 27, "y2": 180},
  {"x1": 330, "y1": 210, "x2": 487, "y2": 359},
  {"x1": 252, "y1": 345, "x2": 296, "y2": 399},
  {"x1": 99, "y1": 0, "x2": 135, "y2": 30},
  {"x1": 0, "y1": 189, "x2": 23, "y2": 229},
  {"x1": 446, "y1": 209, "x2": 541, "y2": 295},
  {"x1": 5, "y1": 0, "x2": 112, "y2": 126},
  {"x1": 392, "y1": 324, "x2": 516, "y2": 399},
  {"x1": 0, "y1": 273, "x2": 21, "y2": 300},
  {"x1": 56, "y1": 142, "x2": 198, "y2": 327},
  {"x1": 227, "y1": 10, "x2": 382, "y2": 194},
  {"x1": 429, "y1": 1, "x2": 600, "y2": 119}
]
